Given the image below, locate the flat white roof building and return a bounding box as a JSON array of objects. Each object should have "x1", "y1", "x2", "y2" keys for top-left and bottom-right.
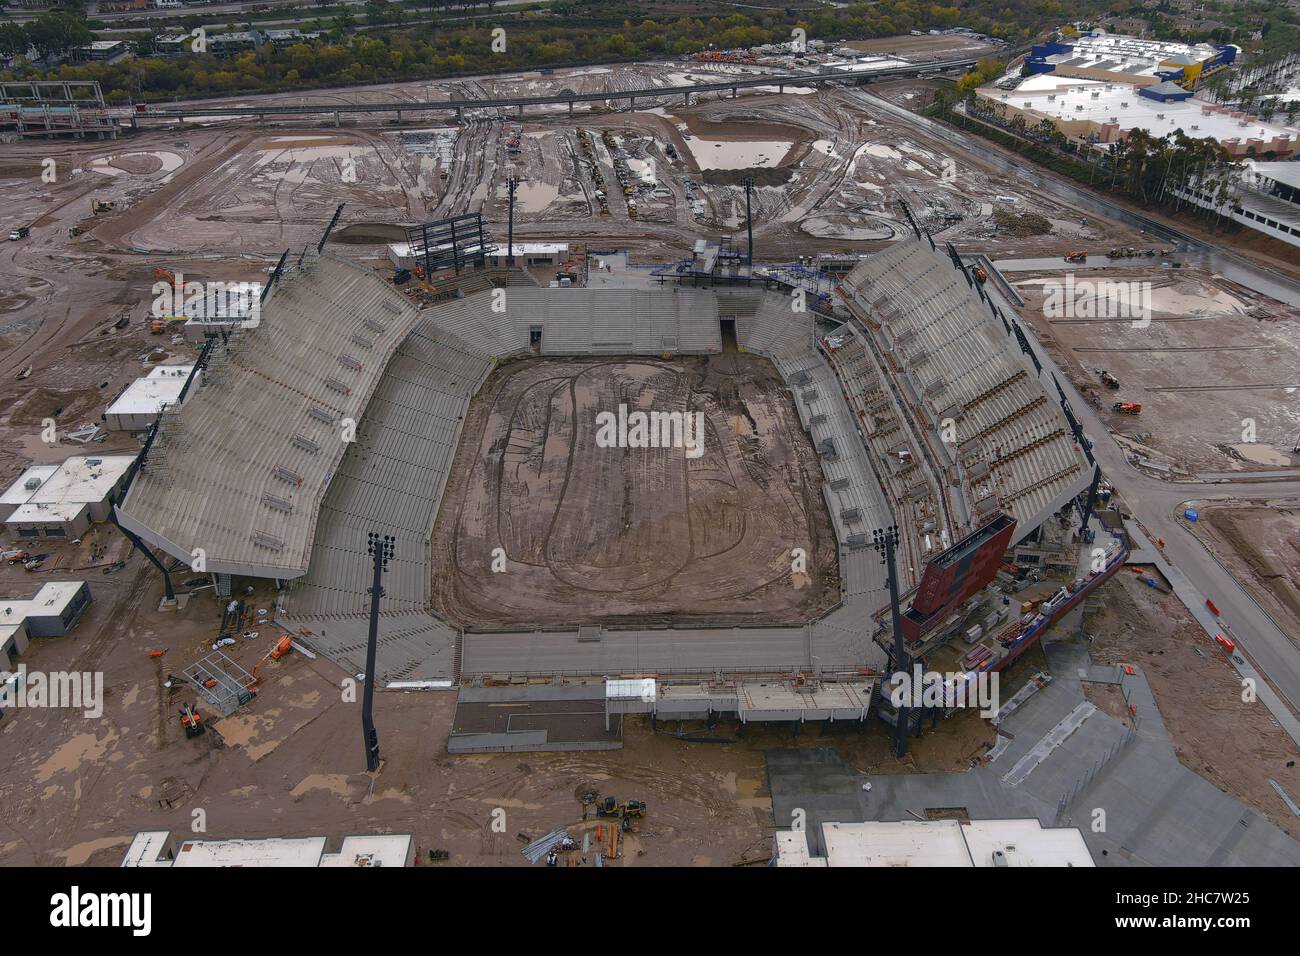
[
  {"x1": 3, "y1": 455, "x2": 135, "y2": 538},
  {"x1": 0, "y1": 581, "x2": 93, "y2": 666},
  {"x1": 105, "y1": 365, "x2": 196, "y2": 432},
  {"x1": 979, "y1": 80, "x2": 1298, "y2": 159},
  {"x1": 122, "y1": 831, "x2": 413, "y2": 867},
  {"x1": 0, "y1": 465, "x2": 58, "y2": 522},
  {"x1": 774, "y1": 819, "x2": 1094, "y2": 867}
]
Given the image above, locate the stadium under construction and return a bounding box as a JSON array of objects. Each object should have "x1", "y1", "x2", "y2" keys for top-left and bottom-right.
[{"x1": 113, "y1": 207, "x2": 1126, "y2": 752}]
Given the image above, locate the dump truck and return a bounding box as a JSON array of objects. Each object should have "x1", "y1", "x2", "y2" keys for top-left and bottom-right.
[{"x1": 1112, "y1": 401, "x2": 1142, "y2": 415}]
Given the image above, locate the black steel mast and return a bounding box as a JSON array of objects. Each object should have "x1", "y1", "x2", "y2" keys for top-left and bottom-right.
[
  {"x1": 874, "y1": 525, "x2": 911, "y2": 759},
  {"x1": 362, "y1": 532, "x2": 393, "y2": 772}
]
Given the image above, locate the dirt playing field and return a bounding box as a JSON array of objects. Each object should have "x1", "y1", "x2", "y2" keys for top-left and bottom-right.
[
  {"x1": 430, "y1": 353, "x2": 838, "y2": 628},
  {"x1": 1084, "y1": 569, "x2": 1300, "y2": 837}
]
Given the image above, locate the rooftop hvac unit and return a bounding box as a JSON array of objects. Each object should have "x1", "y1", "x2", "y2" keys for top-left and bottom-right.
[
  {"x1": 1191, "y1": 124, "x2": 1199, "y2": 130},
  {"x1": 1156, "y1": 113, "x2": 1164, "y2": 119},
  {"x1": 23, "y1": 477, "x2": 42, "y2": 491},
  {"x1": 1110, "y1": 117, "x2": 1118, "y2": 122},
  {"x1": 1121, "y1": 101, "x2": 1129, "y2": 108},
  {"x1": 1076, "y1": 105, "x2": 1084, "y2": 111},
  {"x1": 1091, "y1": 91, "x2": 1100, "y2": 98}
]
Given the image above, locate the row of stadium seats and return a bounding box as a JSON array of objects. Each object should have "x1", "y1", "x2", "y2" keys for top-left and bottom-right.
[
  {"x1": 840, "y1": 240, "x2": 1089, "y2": 532},
  {"x1": 119, "y1": 251, "x2": 426, "y2": 578}
]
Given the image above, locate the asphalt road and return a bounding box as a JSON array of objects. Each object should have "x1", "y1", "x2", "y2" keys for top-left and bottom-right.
[
  {"x1": 981, "y1": 275, "x2": 1300, "y2": 714},
  {"x1": 850, "y1": 88, "x2": 1300, "y2": 715}
]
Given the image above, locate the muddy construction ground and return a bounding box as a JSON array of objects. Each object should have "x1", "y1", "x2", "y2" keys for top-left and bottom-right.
[
  {"x1": 1084, "y1": 569, "x2": 1300, "y2": 837},
  {"x1": 1191, "y1": 500, "x2": 1300, "y2": 653},
  {"x1": 431, "y1": 354, "x2": 838, "y2": 628},
  {"x1": 1013, "y1": 265, "x2": 1300, "y2": 477}
]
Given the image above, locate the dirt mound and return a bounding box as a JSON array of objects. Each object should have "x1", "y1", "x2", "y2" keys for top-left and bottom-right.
[
  {"x1": 993, "y1": 207, "x2": 1051, "y2": 237},
  {"x1": 702, "y1": 167, "x2": 793, "y2": 187},
  {"x1": 330, "y1": 222, "x2": 409, "y2": 244},
  {"x1": 6, "y1": 386, "x2": 104, "y2": 427}
]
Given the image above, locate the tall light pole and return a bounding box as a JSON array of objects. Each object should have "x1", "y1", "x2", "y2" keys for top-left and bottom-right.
[
  {"x1": 363, "y1": 532, "x2": 393, "y2": 773},
  {"x1": 742, "y1": 174, "x2": 754, "y2": 282},
  {"x1": 506, "y1": 174, "x2": 518, "y2": 267},
  {"x1": 873, "y1": 525, "x2": 911, "y2": 759}
]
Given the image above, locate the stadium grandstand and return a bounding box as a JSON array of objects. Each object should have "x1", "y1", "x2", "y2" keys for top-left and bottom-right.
[
  {"x1": 837, "y1": 239, "x2": 1092, "y2": 551},
  {"x1": 115, "y1": 232, "x2": 1091, "y2": 686}
]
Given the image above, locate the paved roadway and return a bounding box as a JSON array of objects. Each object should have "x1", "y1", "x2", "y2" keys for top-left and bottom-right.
[
  {"x1": 978, "y1": 276, "x2": 1300, "y2": 718},
  {"x1": 849, "y1": 87, "x2": 1300, "y2": 716}
]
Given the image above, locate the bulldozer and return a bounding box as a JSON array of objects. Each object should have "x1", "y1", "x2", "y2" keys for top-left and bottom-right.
[
  {"x1": 91, "y1": 198, "x2": 115, "y2": 215},
  {"x1": 1112, "y1": 401, "x2": 1142, "y2": 415}
]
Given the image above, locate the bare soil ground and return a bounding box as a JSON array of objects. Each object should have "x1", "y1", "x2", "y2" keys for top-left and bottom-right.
[
  {"x1": 0, "y1": 545, "x2": 991, "y2": 868},
  {"x1": 430, "y1": 353, "x2": 838, "y2": 628},
  {"x1": 1015, "y1": 268, "x2": 1300, "y2": 477},
  {"x1": 1084, "y1": 569, "x2": 1300, "y2": 837},
  {"x1": 843, "y1": 35, "x2": 1001, "y2": 62},
  {"x1": 1194, "y1": 502, "x2": 1300, "y2": 651}
]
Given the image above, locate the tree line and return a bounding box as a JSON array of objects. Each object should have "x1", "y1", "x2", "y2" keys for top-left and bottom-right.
[{"x1": 0, "y1": 0, "x2": 1113, "y2": 100}]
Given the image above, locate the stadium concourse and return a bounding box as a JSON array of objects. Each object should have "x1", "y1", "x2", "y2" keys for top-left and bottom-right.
[{"x1": 115, "y1": 237, "x2": 1091, "y2": 687}]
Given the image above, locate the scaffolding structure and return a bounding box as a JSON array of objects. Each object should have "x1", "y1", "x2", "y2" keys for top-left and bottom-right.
[
  {"x1": 0, "y1": 80, "x2": 119, "y2": 139},
  {"x1": 183, "y1": 651, "x2": 258, "y2": 717},
  {"x1": 404, "y1": 213, "x2": 495, "y2": 277}
]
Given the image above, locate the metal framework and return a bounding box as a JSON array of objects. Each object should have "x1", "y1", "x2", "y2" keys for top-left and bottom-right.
[
  {"x1": 0, "y1": 80, "x2": 117, "y2": 138},
  {"x1": 404, "y1": 213, "x2": 495, "y2": 277},
  {"x1": 183, "y1": 651, "x2": 258, "y2": 717}
]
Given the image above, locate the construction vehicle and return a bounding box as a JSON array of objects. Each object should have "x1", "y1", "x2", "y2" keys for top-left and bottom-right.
[
  {"x1": 91, "y1": 199, "x2": 115, "y2": 215},
  {"x1": 1064, "y1": 250, "x2": 1087, "y2": 263},
  {"x1": 594, "y1": 796, "x2": 647, "y2": 819},
  {"x1": 179, "y1": 704, "x2": 205, "y2": 739},
  {"x1": 1112, "y1": 401, "x2": 1142, "y2": 415},
  {"x1": 250, "y1": 635, "x2": 293, "y2": 685},
  {"x1": 972, "y1": 265, "x2": 988, "y2": 284},
  {"x1": 8, "y1": 226, "x2": 30, "y2": 241},
  {"x1": 393, "y1": 268, "x2": 412, "y2": 285},
  {"x1": 1099, "y1": 370, "x2": 1120, "y2": 389}
]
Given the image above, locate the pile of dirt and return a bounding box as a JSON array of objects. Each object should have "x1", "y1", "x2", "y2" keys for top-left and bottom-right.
[
  {"x1": 703, "y1": 167, "x2": 793, "y2": 187},
  {"x1": 329, "y1": 222, "x2": 409, "y2": 244},
  {"x1": 994, "y1": 207, "x2": 1052, "y2": 237},
  {"x1": 5, "y1": 385, "x2": 104, "y2": 427}
]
